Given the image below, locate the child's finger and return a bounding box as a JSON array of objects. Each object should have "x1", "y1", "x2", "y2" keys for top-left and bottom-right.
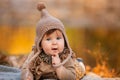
[{"x1": 52, "y1": 56, "x2": 57, "y2": 65}]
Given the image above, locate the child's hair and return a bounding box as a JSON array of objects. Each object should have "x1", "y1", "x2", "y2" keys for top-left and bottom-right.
[
  {"x1": 39, "y1": 29, "x2": 59, "y2": 47},
  {"x1": 45, "y1": 29, "x2": 58, "y2": 36}
]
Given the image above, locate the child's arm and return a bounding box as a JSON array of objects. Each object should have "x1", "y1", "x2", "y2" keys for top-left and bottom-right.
[
  {"x1": 56, "y1": 58, "x2": 75, "y2": 80},
  {"x1": 52, "y1": 54, "x2": 75, "y2": 80},
  {"x1": 21, "y1": 51, "x2": 35, "y2": 80},
  {"x1": 21, "y1": 68, "x2": 33, "y2": 80}
]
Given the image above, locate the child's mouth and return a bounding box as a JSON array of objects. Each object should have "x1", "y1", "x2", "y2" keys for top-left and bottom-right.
[{"x1": 52, "y1": 48, "x2": 58, "y2": 50}]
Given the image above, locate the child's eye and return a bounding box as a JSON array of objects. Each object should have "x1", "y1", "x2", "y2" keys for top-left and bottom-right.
[
  {"x1": 56, "y1": 37, "x2": 61, "y2": 40},
  {"x1": 46, "y1": 38, "x2": 51, "y2": 41}
]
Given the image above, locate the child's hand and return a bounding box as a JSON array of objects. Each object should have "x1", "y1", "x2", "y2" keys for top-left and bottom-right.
[
  {"x1": 26, "y1": 76, "x2": 32, "y2": 80},
  {"x1": 52, "y1": 54, "x2": 61, "y2": 66}
]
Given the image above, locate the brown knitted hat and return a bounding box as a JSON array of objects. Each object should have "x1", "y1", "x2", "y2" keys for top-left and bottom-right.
[{"x1": 35, "y1": 2, "x2": 72, "y2": 67}]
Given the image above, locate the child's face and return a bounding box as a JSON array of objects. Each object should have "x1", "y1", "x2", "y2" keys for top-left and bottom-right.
[{"x1": 41, "y1": 30, "x2": 64, "y2": 56}]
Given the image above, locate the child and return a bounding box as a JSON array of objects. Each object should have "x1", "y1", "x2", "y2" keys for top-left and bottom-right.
[{"x1": 22, "y1": 2, "x2": 85, "y2": 80}]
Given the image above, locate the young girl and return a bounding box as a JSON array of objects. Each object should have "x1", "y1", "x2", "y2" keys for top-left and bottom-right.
[{"x1": 22, "y1": 2, "x2": 85, "y2": 80}]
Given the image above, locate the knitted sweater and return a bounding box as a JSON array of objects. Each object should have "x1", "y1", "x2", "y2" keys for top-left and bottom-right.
[{"x1": 22, "y1": 48, "x2": 76, "y2": 80}]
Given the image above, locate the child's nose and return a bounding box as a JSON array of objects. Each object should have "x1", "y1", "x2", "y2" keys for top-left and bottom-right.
[{"x1": 52, "y1": 40, "x2": 57, "y2": 45}]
